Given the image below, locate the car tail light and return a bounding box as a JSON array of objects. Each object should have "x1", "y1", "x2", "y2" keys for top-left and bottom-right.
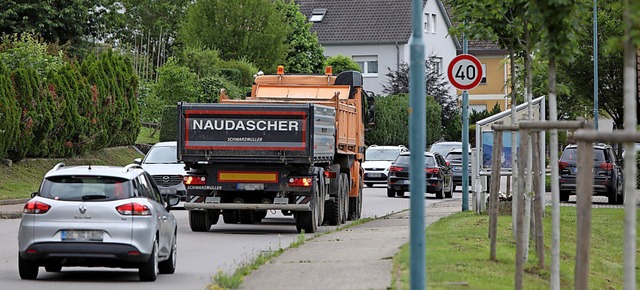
[
  {"x1": 599, "y1": 163, "x2": 614, "y2": 171},
  {"x1": 288, "y1": 177, "x2": 312, "y2": 187},
  {"x1": 23, "y1": 201, "x2": 51, "y2": 214},
  {"x1": 445, "y1": 161, "x2": 450, "y2": 166},
  {"x1": 426, "y1": 168, "x2": 439, "y2": 174},
  {"x1": 183, "y1": 175, "x2": 206, "y2": 185},
  {"x1": 389, "y1": 166, "x2": 403, "y2": 172},
  {"x1": 558, "y1": 161, "x2": 569, "y2": 171},
  {"x1": 116, "y1": 203, "x2": 151, "y2": 216}
]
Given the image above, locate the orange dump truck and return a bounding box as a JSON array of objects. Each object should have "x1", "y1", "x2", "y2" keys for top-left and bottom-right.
[{"x1": 178, "y1": 68, "x2": 374, "y2": 233}]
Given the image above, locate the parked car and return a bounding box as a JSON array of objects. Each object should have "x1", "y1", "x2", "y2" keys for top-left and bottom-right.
[
  {"x1": 428, "y1": 141, "x2": 471, "y2": 159},
  {"x1": 445, "y1": 148, "x2": 472, "y2": 191},
  {"x1": 387, "y1": 152, "x2": 453, "y2": 199},
  {"x1": 18, "y1": 163, "x2": 180, "y2": 281},
  {"x1": 135, "y1": 141, "x2": 187, "y2": 201},
  {"x1": 362, "y1": 145, "x2": 409, "y2": 187},
  {"x1": 558, "y1": 143, "x2": 624, "y2": 204}
]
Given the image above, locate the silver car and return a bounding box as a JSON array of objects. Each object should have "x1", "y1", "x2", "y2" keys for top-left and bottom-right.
[
  {"x1": 135, "y1": 141, "x2": 187, "y2": 200},
  {"x1": 18, "y1": 163, "x2": 180, "y2": 281}
]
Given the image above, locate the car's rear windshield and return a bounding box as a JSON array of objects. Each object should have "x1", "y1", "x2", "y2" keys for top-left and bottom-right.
[
  {"x1": 430, "y1": 144, "x2": 460, "y2": 157},
  {"x1": 560, "y1": 148, "x2": 606, "y2": 162},
  {"x1": 445, "y1": 152, "x2": 462, "y2": 161},
  {"x1": 144, "y1": 145, "x2": 179, "y2": 164},
  {"x1": 40, "y1": 176, "x2": 132, "y2": 201},
  {"x1": 366, "y1": 148, "x2": 401, "y2": 161},
  {"x1": 393, "y1": 155, "x2": 436, "y2": 167}
]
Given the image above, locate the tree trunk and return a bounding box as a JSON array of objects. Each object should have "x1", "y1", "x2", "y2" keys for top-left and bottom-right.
[
  {"x1": 549, "y1": 56, "x2": 561, "y2": 290},
  {"x1": 533, "y1": 132, "x2": 545, "y2": 268},
  {"x1": 489, "y1": 129, "x2": 503, "y2": 261},
  {"x1": 510, "y1": 43, "x2": 519, "y2": 241}
]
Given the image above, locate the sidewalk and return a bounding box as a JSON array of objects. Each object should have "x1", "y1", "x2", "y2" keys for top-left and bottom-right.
[{"x1": 239, "y1": 199, "x2": 461, "y2": 290}]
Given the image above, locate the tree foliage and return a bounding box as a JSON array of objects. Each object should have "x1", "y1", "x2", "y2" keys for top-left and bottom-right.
[
  {"x1": 365, "y1": 94, "x2": 441, "y2": 147},
  {"x1": 178, "y1": 0, "x2": 288, "y2": 73},
  {"x1": 274, "y1": 0, "x2": 325, "y2": 74},
  {"x1": 325, "y1": 54, "x2": 361, "y2": 74}
]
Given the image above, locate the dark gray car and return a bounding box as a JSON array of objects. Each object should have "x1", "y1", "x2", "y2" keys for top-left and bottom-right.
[{"x1": 18, "y1": 163, "x2": 180, "y2": 281}]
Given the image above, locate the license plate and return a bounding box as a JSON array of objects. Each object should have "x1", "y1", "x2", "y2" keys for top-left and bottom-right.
[
  {"x1": 61, "y1": 230, "x2": 103, "y2": 241},
  {"x1": 159, "y1": 188, "x2": 176, "y2": 195},
  {"x1": 236, "y1": 183, "x2": 265, "y2": 190},
  {"x1": 369, "y1": 173, "x2": 381, "y2": 178}
]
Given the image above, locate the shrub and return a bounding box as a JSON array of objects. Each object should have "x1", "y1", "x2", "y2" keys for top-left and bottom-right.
[
  {"x1": 325, "y1": 54, "x2": 361, "y2": 74},
  {"x1": 160, "y1": 105, "x2": 178, "y2": 142}
]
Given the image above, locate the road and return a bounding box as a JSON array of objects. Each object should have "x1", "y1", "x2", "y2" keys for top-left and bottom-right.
[{"x1": 0, "y1": 185, "x2": 456, "y2": 290}]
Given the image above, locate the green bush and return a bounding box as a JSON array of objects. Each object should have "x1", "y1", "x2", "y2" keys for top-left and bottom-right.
[
  {"x1": 196, "y1": 75, "x2": 244, "y2": 103},
  {"x1": 178, "y1": 46, "x2": 222, "y2": 78},
  {"x1": 155, "y1": 57, "x2": 199, "y2": 105},
  {"x1": 325, "y1": 54, "x2": 361, "y2": 74},
  {"x1": 220, "y1": 58, "x2": 258, "y2": 88},
  {"x1": 365, "y1": 94, "x2": 441, "y2": 148},
  {"x1": 0, "y1": 63, "x2": 19, "y2": 160}
]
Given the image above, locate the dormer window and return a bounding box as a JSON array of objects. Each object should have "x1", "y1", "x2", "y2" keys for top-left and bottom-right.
[{"x1": 309, "y1": 8, "x2": 327, "y2": 22}]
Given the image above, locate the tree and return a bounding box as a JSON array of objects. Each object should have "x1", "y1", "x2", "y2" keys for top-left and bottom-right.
[
  {"x1": 325, "y1": 54, "x2": 360, "y2": 74},
  {"x1": 178, "y1": 0, "x2": 288, "y2": 73},
  {"x1": 384, "y1": 59, "x2": 457, "y2": 125},
  {"x1": 274, "y1": 0, "x2": 325, "y2": 74}
]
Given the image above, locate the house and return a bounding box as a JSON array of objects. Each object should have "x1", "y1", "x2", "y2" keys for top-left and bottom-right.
[
  {"x1": 459, "y1": 40, "x2": 510, "y2": 112},
  {"x1": 296, "y1": 0, "x2": 460, "y2": 96}
]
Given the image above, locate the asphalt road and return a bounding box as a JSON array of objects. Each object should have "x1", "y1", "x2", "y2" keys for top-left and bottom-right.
[{"x1": 0, "y1": 185, "x2": 452, "y2": 290}]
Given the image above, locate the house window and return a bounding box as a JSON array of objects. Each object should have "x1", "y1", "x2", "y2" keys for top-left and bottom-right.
[
  {"x1": 424, "y1": 13, "x2": 430, "y2": 33},
  {"x1": 481, "y1": 64, "x2": 487, "y2": 84},
  {"x1": 430, "y1": 57, "x2": 443, "y2": 75},
  {"x1": 353, "y1": 55, "x2": 378, "y2": 76},
  {"x1": 309, "y1": 8, "x2": 327, "y2": 22},
  {"x1": 431, "y1": 14, "x2": 437, "y2": 33}
]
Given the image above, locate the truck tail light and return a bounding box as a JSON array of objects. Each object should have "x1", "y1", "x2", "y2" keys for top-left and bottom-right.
[
  {"x1": 288, "y1": 177, "x2": 312, "y2": 187},
  {"x1": 184, "y1": 176, "x2": 206, "y2": 185},
  {"x1": 23, "y1": 201, "x2": 51, "y2": 214},
  {"x1": 324, "y1": 171, "x2": 337, "y2": 179},
  {"x1": 116, "y1": 203, "x2": 151, "y2": 216}
]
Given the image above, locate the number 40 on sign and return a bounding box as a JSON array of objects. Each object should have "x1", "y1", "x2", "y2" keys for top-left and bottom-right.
[{"x1": 447, "y1": 54, "x2": 483, "y2": 91}]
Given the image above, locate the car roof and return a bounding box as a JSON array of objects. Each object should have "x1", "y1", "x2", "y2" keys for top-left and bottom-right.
[
  {"x1": 564, "y1": 143, "x2": 609, "y2": 150},
  {"x1": 399, "y1": 152, "x2": 436, "y2": 157},
  {"x1": 44, "y1": 164, "x2": 145, "y2": 180},
  {"x1": 367, "y1": 145, "x2": 407, "y2": 149}
]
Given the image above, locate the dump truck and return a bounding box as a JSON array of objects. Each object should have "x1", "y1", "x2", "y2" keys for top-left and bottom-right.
[{"x1": 178, "y1": 67, "x2": 374, "y2": 233}]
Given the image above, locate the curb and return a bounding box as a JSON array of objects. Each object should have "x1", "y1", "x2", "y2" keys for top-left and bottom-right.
[
  {"x1": 0, "y1": 198, "x2": 28, "y2": 219},
  {"x1": 0, "y1": 198, "x2": 29, "y2": 205}
]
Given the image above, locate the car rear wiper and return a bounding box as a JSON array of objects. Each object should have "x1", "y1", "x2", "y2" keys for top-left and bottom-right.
[{"x1": 82, "y1": 195, "x2": 109, "y2": 200}]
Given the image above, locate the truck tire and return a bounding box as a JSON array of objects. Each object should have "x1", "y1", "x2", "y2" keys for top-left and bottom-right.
[
  {"x1": 323, "y1": 170, "x2": 343, "y2": 226},
  {"x1": 348, "y1": 177, "x2": 363, "y2": 220},
  {"x1": 209, "y1": 210, "x2": 220, "y2": 225},
  {"x1": 296, "y1": 179, "x2": 320, "y2": 233},
  {"x1": 223, "y1": 210, "x2": 239, "y2": 224},
  {"x1": 189, "y1": 210, "x2": 212, "y2": 232}
]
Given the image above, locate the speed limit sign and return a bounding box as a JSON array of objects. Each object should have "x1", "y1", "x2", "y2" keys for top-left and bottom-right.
[{"x1": 447, "y1": 54, "x2": 483, "y2": 90}]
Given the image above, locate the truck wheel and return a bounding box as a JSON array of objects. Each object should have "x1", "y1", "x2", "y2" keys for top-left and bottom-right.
[
  {"x1": 323, "y1": 197, "x2": 340, "y2": 226},
  {"x1": 239, "y1": 210, "x2": 255, "y2": 224},
  {"x1": 223, "y1": 210, "x2": 239, "y2": 224},
  {"x1": 188, "y1": 210, "x2": 212, "y2": 232},
  {"x1": 348, "y1": 178, "x2": 363, "y2": 220}
]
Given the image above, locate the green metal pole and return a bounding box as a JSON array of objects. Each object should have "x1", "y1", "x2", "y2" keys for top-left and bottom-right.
[
  {"x1": 409, "y1": 0, "x2": 426, "y2": 288},
  {"x1": 593, "y1": 0, "x2": 598, "y2": 130},
  {"x1": 461, "y1": 35, "x2": 469, "y2": 211}
]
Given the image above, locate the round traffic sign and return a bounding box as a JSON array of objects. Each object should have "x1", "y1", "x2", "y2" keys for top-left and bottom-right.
[{"x1": 447, "y1": 54, "x2": 483, "y2": 91}]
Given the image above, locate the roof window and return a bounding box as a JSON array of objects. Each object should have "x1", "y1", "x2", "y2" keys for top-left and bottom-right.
[{"x1": 309, "y1": 8, "x2": 327, "y2": 22}]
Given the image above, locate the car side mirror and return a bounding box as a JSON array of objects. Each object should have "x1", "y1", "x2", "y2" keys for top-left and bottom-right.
[
  {"x1": 164, "y1": 194, "x2": 181, "y2": 210},
  {"x1": 133, "y1": 158, "x2": 142, "y2": 165},
  {"x1": 31, "y1": 191, "x2": 38, "y2": 198}
]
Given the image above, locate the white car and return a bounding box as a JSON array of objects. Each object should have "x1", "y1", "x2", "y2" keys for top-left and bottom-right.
[
  {"x1": 362, "y1": 145, "x2": 409, "y2": 187},
  {"x1": 135, "y1": 142, "x2": 187, "y2": 200},
  {"x1": 18, "y1": 163, "x2": 180, "y2": 281}
]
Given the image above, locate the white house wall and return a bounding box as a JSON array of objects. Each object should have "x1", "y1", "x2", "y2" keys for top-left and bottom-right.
[{"x1": 323, "y1": 44, "x2": 402, "y2": 95}]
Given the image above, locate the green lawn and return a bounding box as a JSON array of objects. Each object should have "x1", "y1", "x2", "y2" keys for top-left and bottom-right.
[
  {"x1": 393, "y1": 207, "x2": 639, "y2": 289},
  {"x1": 136, "y1": 126, "x2": 160, "y2": 144},
  {"x1": 0, "y1": 147, "x2": 143, "y2": 200}
]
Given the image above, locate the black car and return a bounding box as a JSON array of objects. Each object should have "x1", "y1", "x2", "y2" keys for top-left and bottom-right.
[
  {"x1": 387, "y1": 152, "x2": 453, "y2": 199},
  {"x1": 444, "y1": 148, "x2": 472, "y2": 191},
  {"x1": 558, "y1": 143, "x2": 624, "y2": 204}
]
